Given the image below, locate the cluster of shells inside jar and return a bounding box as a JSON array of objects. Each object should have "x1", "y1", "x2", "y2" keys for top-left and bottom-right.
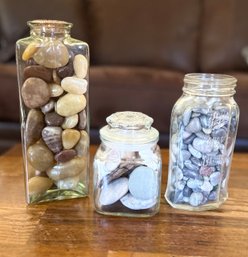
[
  {"x1": 166, "y1": 96, "x2": 238, "y2": 208},
  {"x1": 21, "y1": 39, "x2": 89, "y2": 200},
  {"x1": 94, "y1": 147, "x2": 161, "y2": 214}
]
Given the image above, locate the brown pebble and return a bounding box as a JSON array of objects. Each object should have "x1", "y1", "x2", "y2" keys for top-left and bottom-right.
[
  {"x1": 55, "y1": 149, "x2": 77, "y2": 163},
  {"x1": 28, "y1": 176, "x2": 53, "y2": 196},
  {"x1": 27, "y1": 141, "x2": 54, "y2": 171},
  {"x1": 21, "y1": 78, "x2": 51, "y2": 108},
  {"x1": 56, "y1": 61, "x2": 74, "y2": 79},
  {"x1": 26, "y1": 109, "x2": 44, "y2": 146},
  {"x1": 23, "y1": 65, "x2": 53, "y2": 83},
  {"x1": 45, "y1": 112, "x2": 64, "y2": 126}
]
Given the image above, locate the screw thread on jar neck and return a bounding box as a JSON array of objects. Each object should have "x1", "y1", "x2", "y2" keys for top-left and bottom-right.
[
  {"x1": 183, "y1": 73, "x2": 237, "y2": 97},
  {"x1": 28, "y1": 20, "x2": 72, "y2": 38}
]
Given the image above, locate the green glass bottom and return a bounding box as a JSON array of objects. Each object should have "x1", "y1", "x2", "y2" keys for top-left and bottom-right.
[{"x1": 28, "y1": 182, "x2": 88, "y2": 204}]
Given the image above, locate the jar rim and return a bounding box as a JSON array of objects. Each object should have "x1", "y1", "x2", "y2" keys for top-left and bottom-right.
[
  {"x1": 27, "y1": 19, "x2": 73, "y2": 29},
  {"x1": 184, "y1": 73, "x2": 237, "y2": 86},
  {"x1": 183, "y1": 73, "x2": 237, "y2": 96}
]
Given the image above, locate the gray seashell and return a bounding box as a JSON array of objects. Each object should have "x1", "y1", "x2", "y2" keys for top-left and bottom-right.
[
  {"x1": 185, "y1": 117, "x2": 202, "y2": 133},
  {"x1": 188, "y1": 144, "x2": 202, "y2": 159},
  {"x1": 189, "y1": 192, "x2": 204, "y2": 207},
  {"x1": 184, "y1": 160, "x2": 199, "y2": 171},
  {"x1": 42, "y1": 126, "x2": 62, "y2": 153},
  {"x1": 121, "y1": 193, "x2": 156, "y2": 210},
  {"x1": 182, "y1": 108, "x2": 192, "y2": 126},
  {"x1": 192, "y1": 138, "x2": 214, "y2": 154}
]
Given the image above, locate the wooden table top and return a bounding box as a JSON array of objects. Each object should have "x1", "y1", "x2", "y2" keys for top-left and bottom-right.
[{"x1": 0, "y1": 145, "x2": 247, "y2": 257}]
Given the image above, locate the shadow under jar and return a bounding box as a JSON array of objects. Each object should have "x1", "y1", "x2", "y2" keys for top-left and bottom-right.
[
  {"x1": 165, "y1": 73, "x2": 239, "y2": 211},
  {"x1": 16, "y1": 20, "x2": 90, "y2": 204},
  {"x1": 93, "y1": 111, "x2": 162, "y2": 217}
]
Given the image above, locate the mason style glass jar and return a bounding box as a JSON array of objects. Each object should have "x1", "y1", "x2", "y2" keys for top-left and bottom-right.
[
  {"x1": 16, "y1": 20, "x2": 89, "y2": 204},
  {"x1": 165, "y1": 74, "x2": 239, "y2": 211},
  {"x1": 93, "y1": 111, "x2": 162, "y2": 217}
]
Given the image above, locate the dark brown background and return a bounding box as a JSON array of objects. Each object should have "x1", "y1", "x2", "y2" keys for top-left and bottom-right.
[{"x1": 1, "y1": 0, "x2": 248, "y2": 153}]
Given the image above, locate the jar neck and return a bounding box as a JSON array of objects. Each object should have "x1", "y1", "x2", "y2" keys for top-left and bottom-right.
[
  {"x1": 183, "y1": 73, "x2": 237, "y2": 97},
  {"x1": 28, "y1": 20, "x2": 72, "y2": 38},
  {"x1": 101, "y1": 137, "x2": 158, "y2": 151}
]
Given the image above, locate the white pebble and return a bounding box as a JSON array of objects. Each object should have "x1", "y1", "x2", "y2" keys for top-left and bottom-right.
[{"x1": 73, "y1": 54, "x2": 88, "y2": 79}]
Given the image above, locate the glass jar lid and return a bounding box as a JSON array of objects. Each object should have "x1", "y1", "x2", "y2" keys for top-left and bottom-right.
[{"x1": 100, "y1": 111, "x2": 159, "y2": 144}]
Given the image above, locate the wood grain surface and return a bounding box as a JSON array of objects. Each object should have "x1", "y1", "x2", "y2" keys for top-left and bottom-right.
[{"x1": 0, "y1": 145, "x2": 247, "y2": 257}]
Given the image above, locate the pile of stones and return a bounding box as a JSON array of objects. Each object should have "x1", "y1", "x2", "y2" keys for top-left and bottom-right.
[
  {"x1": 20, "y1": 39, "x2": 89, "y2": 201},
  {"x1": 166, "y1": 96, "x2": 238, "y2": 208},
  {"x1": 94, "y1": 149, "x2": 161, "y2": 213}
]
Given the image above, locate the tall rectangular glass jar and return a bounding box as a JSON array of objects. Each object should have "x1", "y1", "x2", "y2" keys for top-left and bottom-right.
[{"x1": 16, "y1": 20, "x2": 89, "y2": 204}]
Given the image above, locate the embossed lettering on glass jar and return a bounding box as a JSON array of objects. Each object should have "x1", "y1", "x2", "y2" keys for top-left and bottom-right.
[
  {"x1": 93, "y1": 111, "x2": 162, "y2": 217},
  {"x1": 16, "y1": 20, "x2": 89, "y2": 203},
  {"x1": 165, "y1": 74, "x2": 239, "y2": 211}
]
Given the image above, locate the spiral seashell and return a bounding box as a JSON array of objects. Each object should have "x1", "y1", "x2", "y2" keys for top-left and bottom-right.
[{"x1": 42, "y1": 126, "x2": 62, "y2": 153}]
